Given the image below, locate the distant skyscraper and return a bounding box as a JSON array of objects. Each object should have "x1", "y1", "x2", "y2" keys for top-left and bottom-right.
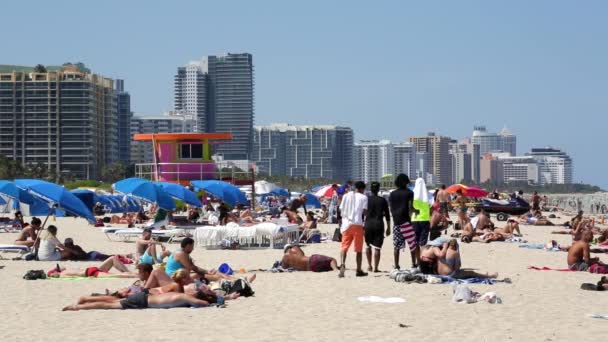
[
  {"x1": 394, "y1": 142, "x2": 416, "y2": 179},
  {"x1": 471, "y1": 125, "x2": 517, "y2": 155},
  {"x1": 116, "y1": 79, "x2": 132, "y2": 164},
  {"x1": 174, "y1": 61, "x2": 207, "y2": 132},
  {"x1": 480, "y1": 154, "x2": 504, "y2": 184},
  {"x1": 526, "y1": 147, "x2": 573, "y2": 184},
  {"x1": 409, "y1": 133, "x2": 453, "y2": 185},
  {"x1": 353, "y1": 140, "x2": 394, "y2": 184},
  {"x1": 0, "y1": 63, "x2": 117, "y2": 179},
  {"x1": 252, "y1": 123, "x2": 353, "y2": 180},
  {"x1": 449, "y1": 142, "x2": 472, "y2": 184},
  {"x1": 174, "y1": 53, "x2": 254, "y2": 160},
  {"x1": 463, "y1": 139, "x2": 481, "y2": 183}
]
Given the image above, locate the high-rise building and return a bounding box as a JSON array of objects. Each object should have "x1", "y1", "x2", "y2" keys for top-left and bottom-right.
[
  {"x1": 526, "y1": 147, "x2": 573, "y2": 184},
  {"x1": 463, "y1": 139, "x2": 481, "y2": 183},
  {"x1": 497, "y1": 155, "x2": 539, "y2": 184},
  {"x1": 480, "y1": 154, "x2": 504, "y2": 184},
  {"x1": 130, "y1": 114, "x2": 194, "y2": 163},
  {"x1": 174, "y1": 53, "x2": 254, "y2": 161},
  {"x1": 415, "y1": 151, "x2": 431, "y2": 180},
  {"x1": 174, "y1": 61, "x2": 207, "y2": 132},
  {"x1": 409, "y1": 133, "x2": 452, "y2": 185},
  {"x1": 394, "y1": 142, "x2": 417, "y2": 179},
  {"x1": 449, "y1": 142, "x2": 472, "y2": 184},
  {"x1": 252, "y1": 123, "x2": 353, "y2": 180},
  {"x1": 471, "y1": 126, "x2": 517, "y2": 155},
  {"x1": 0, "y1": 63, "x2": 117, "y2": 179},
  {"x1": 115, "y1": 79, "x2": 132, "y2": 164},
  {"x1": 353, "y1": 140, "x2": 394, "y2": 184}
]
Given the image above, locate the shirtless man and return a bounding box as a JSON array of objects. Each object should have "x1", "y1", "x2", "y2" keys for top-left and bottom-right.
[
  {"x1": 429, "y1": 210, "x2": 450, "y2": 241},
  {"x1": 455, "y1": 190, "x2": 468, "y2": 210},
  {"x1": 281, "y1": 244, "x2": 338, "y2": 272},
  {"x1": 437, "y1": 239, "x2": 498, "y2": 278},
  {"x1": 62, "y1": 291, "x2": 212, "y2": 311},
  {"x1": 47, "y1": 255, "x2": 138, "y2": 279},
  {"x1": 567, "y1": 229, "x2": 608, "y2": 273},
  {"x1": 436, "y1": 185, "x2": 451, "y2": 217},
  {"x1": 135, "y1": 228, "x2": 169, "y2": 265},
  {"x1": 14, "y1": 217, "x2": 42, "y2": 247}
]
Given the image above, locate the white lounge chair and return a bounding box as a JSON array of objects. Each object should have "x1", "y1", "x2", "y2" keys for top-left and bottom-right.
[{"x1": 0, "y1": 244, "x2": 30, "y2": 259}]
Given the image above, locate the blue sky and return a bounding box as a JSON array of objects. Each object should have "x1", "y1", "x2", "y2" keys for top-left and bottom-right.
[{"x1": 4, "y1": 1, "x2": 607, "y2": 188}]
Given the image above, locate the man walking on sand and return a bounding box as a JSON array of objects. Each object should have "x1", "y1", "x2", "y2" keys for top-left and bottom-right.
[
  {"x1": 389, "y1": 174, "x2": 419, "y2": 270},
  {"x1": 338, "y1": 181, "x2": 368, "y2": 277}
]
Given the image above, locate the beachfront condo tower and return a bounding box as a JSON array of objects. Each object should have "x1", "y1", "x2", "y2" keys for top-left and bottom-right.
[
  {"x1": 0, "y1": 63, "x2": 118, "y2": 179},
  {"x1": 253, "y1": 123, "x2": 353, "y2": 181},
  {"x1": 174, "y1": 53, "x2": 254, "y2": 161},
  {"x1": 116, "y1": 79, "x2": 132, "y2": 164}
]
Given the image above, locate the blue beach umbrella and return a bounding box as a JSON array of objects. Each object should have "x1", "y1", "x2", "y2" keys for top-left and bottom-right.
[
  {"x1": 156, "y1": 182, "x2": 202, "y2": 207},
  {"x1": 191, "y1": 180, "x2": 247, "y2": 207},
  {"x1": 113, "y1": 178, "x2": 176, "y2": 210},
  {"x1": 269, "y1": 188, "x2": 290, "y2": 197},
  {"x1": 0, "y1": 196, "x2": 5, "y2": 205},
  {"x1": 302, "y1": 192, "x2": 322, "y2": 209},
  {"x1": 0, "y1": 180, "x2": 37, "y2": 204},
  {"x1": 14, "y1": 179, "x2": 95, "y2": 224}
]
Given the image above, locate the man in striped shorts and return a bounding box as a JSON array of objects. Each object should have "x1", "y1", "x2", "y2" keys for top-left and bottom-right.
[{"x1": 388, "y1": 174, "x2": 420, "y2": 270}]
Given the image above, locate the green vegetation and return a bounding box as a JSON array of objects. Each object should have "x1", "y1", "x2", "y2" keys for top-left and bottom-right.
[{"x1": 63, "y1": 180, "x2": 112, "y2": 191}]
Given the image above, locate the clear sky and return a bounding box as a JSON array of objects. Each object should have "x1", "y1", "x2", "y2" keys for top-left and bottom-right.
[{"x1": 4, "y1": 1, "x2": 607, "y2": 188}]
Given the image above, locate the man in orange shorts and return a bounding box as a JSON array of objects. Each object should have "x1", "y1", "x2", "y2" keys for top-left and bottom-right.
[{"x1": 338, "y1": 181, "x2": 368, "y2": 277}]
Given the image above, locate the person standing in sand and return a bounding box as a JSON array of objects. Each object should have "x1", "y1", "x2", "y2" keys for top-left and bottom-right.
[
  {"x1": 436, "y1": 184, "x2": 451, "y2": 217},
  {"x1": 364, "y1": 181, "x2": 390, "y2": 273},
  {"x1": 389, "y1": 174, "x2": 419, "y2": 270},
  {"x1": 338, "y1": 181, "x2": 368, "y2": 277}
]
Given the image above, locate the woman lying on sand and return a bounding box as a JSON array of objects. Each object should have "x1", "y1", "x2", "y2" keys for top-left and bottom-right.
[
  {"x1": 419, "y1": 239, "x2": 499, "y2": 279},
  {"x1": 47, "y1": 255, "x2": 138, "y2": 279}
]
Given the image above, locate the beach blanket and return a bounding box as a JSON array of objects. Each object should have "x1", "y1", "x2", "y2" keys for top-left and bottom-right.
[
  {"x1": 528, "y1": 266, "x2": 576, "y2": 272},
  {"x1": 519, "y1": 243, "x2": 546, "y2": 249},
  {"x1": 428, "y1": 275, "x2": 497, "y2": 285}
]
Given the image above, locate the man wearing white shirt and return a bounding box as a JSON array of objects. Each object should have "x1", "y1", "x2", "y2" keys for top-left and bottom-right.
[{"x1": 338, "y1": 181, "x2": 368, "y2": 277}]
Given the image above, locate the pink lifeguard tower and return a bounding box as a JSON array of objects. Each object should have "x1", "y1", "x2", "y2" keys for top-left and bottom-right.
[{"x1": 133, "y1": 133, "x2": 233, "y2": 185}]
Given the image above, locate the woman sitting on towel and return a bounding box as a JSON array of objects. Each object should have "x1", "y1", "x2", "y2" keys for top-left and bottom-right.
[
  {"x1": 35, "y1": 225, "x2": 75, "y2": 261},
  {"x1": 419, "y1": 240, "x2": 498, "y2": 279}
]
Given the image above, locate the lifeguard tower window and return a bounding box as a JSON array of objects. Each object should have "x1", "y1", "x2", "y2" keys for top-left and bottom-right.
[{"x1": 180, "y1": 143, "x2": 203, "y2": 159}]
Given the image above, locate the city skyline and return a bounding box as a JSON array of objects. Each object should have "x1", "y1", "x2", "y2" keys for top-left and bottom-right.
[{"x1": 2, "y1": 1, "x2": 606, "y2": 187}]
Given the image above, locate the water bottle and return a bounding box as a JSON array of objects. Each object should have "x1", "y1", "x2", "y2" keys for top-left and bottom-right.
[{"x1": 216, "y1": 290, "x2": 225, "y2": 305}]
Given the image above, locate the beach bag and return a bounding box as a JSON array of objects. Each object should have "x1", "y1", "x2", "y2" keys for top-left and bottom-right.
[
  {"x1": 226, "y1": 279, "x2": 255, "y2": 297},
  {"x1": 332, "y1": 228, "x2": 342, "y2": 242},
  {"x1": 23, "y1": 270, "x2": 46, "y2": 280}
]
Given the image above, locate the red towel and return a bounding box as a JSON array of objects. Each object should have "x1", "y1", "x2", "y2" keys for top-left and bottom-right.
[{"x1": 527, "y1": 266, "x2": 576, "y2": 272}]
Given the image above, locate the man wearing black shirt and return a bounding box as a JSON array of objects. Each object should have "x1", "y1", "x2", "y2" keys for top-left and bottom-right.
[
  {"x1": 388, "y1": 174, "x2": 419, "y2": 270},
  {"x1": 364, "y1": 182, "x2": 391, "y2": 273}
]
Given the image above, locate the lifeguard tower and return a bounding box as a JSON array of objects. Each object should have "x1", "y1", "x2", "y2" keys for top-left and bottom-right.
[{"x1": 133, "y1": 133, "x2": 253, "y2": 185}]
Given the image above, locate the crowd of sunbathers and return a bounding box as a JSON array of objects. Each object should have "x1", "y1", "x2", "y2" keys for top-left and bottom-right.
[{"x1": 57, "y1": 235, "x2": 256, "y2": 311}]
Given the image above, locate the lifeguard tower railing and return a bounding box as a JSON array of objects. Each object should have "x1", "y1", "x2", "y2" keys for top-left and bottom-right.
[{"x1": 135, "y1": 162, "x2": 254, "y2": 185}]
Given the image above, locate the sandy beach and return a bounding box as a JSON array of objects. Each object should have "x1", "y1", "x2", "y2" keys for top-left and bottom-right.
[{"x1": 1, "y1": 214, "x2": 606, "y2": 342}]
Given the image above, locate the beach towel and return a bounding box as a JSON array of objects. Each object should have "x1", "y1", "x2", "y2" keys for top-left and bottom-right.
[
  {"x1": 518, "y1": 244, "x2": 546, "y2": 249},
  {"x1": 357, "y1": 296, "x2": 405, "y2": 303},
  {"x1": 427, "y1": 275, "x2": 497, "y2": 285},
  {"x1": 528, "y1": 266, "x2": 576, "y2": 272},
  {"x1": 412, "y1": 178, "x2": 431, "y2": 222}
]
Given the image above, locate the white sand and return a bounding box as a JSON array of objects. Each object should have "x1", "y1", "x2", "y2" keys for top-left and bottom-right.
[{"x1": 1, "y1": 215, "x2": 607, "y2": 342}]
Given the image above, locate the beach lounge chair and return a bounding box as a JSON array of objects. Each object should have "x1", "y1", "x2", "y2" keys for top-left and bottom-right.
[
  {"x1": 194, "y1": 222, "x2": 299, "y2": 249},
  {"x1": 0, "y1": 244, "x2": 30, "y2": 259}
]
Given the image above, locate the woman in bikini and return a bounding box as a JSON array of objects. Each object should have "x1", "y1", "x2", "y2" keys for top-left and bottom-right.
[
  {"x1": 46, "y1": 255, "x2": 138, "y2": 279},
  {"x1": 437, "y1": 240, "x2": 498, "y2": 279}
]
